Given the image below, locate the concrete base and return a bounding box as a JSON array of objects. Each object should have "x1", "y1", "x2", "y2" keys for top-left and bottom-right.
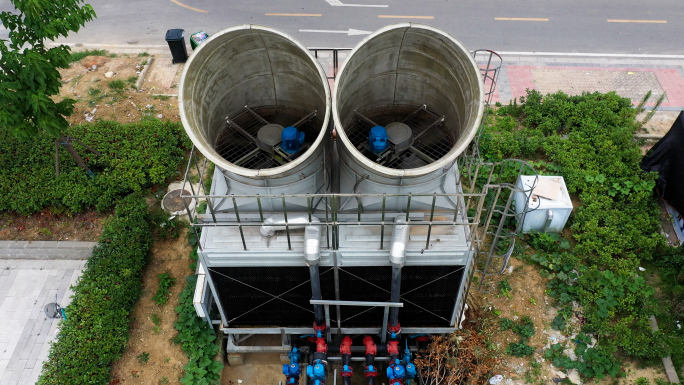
[{"x1": 227, "y1": 353, "x2": 244, "y2": 367}]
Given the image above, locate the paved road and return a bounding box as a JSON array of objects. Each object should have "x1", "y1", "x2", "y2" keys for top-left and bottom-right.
[{"x1": 1, "y1": 0, "x2": 683, "y2": 55}]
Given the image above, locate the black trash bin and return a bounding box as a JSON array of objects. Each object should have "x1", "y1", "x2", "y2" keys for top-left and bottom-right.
[{"x1": 166, "y1": 29, "x2": 188, "y2": 64}]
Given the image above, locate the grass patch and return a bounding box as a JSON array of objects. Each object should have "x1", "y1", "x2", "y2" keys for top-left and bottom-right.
[
  {"x1": 69, "y1": 49, "x2": 116, "y2": 63},
  {"x1": 108, "y1": 79, "x2": 126, "y2": 91}
]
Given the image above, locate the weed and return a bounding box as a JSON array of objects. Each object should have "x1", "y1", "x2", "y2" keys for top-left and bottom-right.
[
  {"x1": 126, "y1": 76, "x2": 138, "y2": 85},
  {"x1": 165, "y1": 357, "x2": 171, "y2": 363},
  {"x1": 108, "y1": 79, "x2": 126, "y2": 91},
  {"x1": 506, "y1": 342, "x2": 534, "y2": 357},
  {"x1": 498, "y1": 279, "x2": 512, "y2": 299},
  {"x1": 500, "y1": 318, "x2": 514, "y2": 331},
  {"x1": 152, "y1": 272, "x2": 176, "y2": 306},
  {"x1": 524, "y1": 361, "x2": 542, "y2": 384},
  {"x1": 635, "y1": 378, "x2": 650, "y2": 385},
  {"x1": 151, "y1": 94, "x2": 171, "y2": 101},
  {"x1": 38, "y1": 228, "x2": 52, "y2": 236},
  {"x1": 654, "y1": 379, "x2": 669, "y2": 385},
  {"x1": 136, "y1": 352, "x2": 150, "y2": 364},
  {"x1": 138, "y1": 52, "x2": 150, "y2": 57},
  {"x1": 87, "y1": 87, "x2": 105, "y2": 107},
  {"x1": 141, "y1": 59, "x2": 148, "y2": 66},
  {"x1": 151, "y1": 313, "x2": 162, "y2": 332},
  {"x1": 529, "y1": 297, "x2": 537, "y2": 305},
  {"x1": 69, "y1": 49, "x2": 109, "y2": 63},
  {"x1": 160, "y1": 376, "x2": 169, "y2": 384}
]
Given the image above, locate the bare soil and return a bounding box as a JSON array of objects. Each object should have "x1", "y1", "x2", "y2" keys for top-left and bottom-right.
[
  {"x1": 0, "y1": 210, "x2": 106, "y2": 241},
  {"x1": 109, "y1": 227, "x2": 192, "y2": 385},
  {"x1": 479, "y1": 257, "x2": 670, "y2": 385},
  {"x1": 59, "y1": 55, "x2": 180, "y2": 126}
]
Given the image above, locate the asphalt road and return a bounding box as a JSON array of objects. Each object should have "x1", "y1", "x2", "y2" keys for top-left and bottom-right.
[{"x1": 1, "y1": 0, "x2": 683, "y2": 55}]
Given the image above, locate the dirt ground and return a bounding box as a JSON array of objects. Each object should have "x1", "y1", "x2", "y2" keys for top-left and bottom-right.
[
  {"x1": 478, "y1": 257, "x2": 670, "y2": 385},
  {"x1": 109, "y1": 226, "x2": 192, "y2": 385},
  {"x1": 59, "y1": 54, "x2": 180, "y2": 126},
  {"x1": 0, "y1": 210, "x2": 106, "y2": 241}
]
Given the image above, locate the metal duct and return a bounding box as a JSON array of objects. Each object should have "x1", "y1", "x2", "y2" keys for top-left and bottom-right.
[
  {"x1": 179, "y1": 25, "x2": 331, "y2": 211},
  {"x1": 332, "y1": 24, "x2": 484, "y2": 211}
]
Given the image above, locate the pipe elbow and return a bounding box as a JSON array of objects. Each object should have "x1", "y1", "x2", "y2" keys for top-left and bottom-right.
[
  {"x1": 260, "y1": 214, "x2": 320, "y2": 237},
  {"x1": 389, "y1": 216, "x2": 410, "y2": 268}
]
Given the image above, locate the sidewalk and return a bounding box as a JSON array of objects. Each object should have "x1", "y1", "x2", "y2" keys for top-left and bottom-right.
[{"x1": 0, "y1": 246, "x2": 94, "y2": 384}]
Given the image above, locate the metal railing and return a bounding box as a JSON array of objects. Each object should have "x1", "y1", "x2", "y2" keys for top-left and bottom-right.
[{"x1": 180, "y1": 147, "x2": 539, "y2": 292}]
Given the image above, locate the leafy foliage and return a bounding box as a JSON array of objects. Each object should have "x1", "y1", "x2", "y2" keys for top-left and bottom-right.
[
  {"x1": 174, "y1": 225, "x2": 223, "y2": 385},
  {"x1": 500, "y1": 316, "x2": 536, "y2": 357},
  {"x1": 152, "y1": 272, "x2": 177, "y2": 306},
  {"x1": 482, "y1": 90, "x2": 669, "y2": 377},
  {"x1": 0, "y1": 119, "x2": 190, "y2": 214},
  {"x1": 174, "y1": 273, "x2": 223, "y2": 385},
  {"x1": 544, "y1": 333, "x2": 622, "y2": 380},
  {"x1": 37, "y1": 195, "x2": 152, "y2": 384},
  {"x1": 0, "y1": 0, "x2": 96, "y2": 139}
]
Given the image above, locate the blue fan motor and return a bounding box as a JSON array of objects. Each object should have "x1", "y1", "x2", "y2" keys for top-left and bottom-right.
[
  {"x1": 281, "y1": 126, "x2": 305, "y2": 154},
  {"x1": 368, "y1": 125, "x2": 389, "y2": 153}
]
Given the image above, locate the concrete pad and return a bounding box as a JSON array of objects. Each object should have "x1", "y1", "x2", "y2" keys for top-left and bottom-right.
[{"x1": 0, "y1": 257, "x2": 87, "y2": 383}]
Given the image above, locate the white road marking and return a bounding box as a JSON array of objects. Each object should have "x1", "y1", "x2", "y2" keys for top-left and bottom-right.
[
  {"x1": 497, "y1": 51, "x2": 684, "y2": 59},
  {"x1": 325, "y1": 0, "x2": 388, "y2": 8},
  {"x1": 300, "y1": 28, "x2": 373, "y2": 36}
]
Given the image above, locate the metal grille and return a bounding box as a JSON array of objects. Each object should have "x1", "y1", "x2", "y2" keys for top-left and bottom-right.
[
  {"x1": 214, "y1": 106, "x2": 323, "y2": 169},
  {"x1": 344, "y1": 105, "x2": 454, "y2": 170},
  {"x1": 209, "y1": 266, "x2": 336, "y2": 327},
  {"x1": 210, "y1": 265, "x2": 462, "y2": 327},
  {"x1": 335, "y1": 266, "x2": 463, "y2": 327}
]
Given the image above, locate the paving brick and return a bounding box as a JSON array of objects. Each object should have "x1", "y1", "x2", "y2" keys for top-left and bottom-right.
[
  {"x1": 0, "y1": 359, "x2": 8, "y2": 379},
  {"x1": 24, "y1": 343, "x2": 43, "y2": 369},
  {"x1": 2, "y1": 333, "x2": 20, "y2": 360},
  {"x1": 0, "y1": 270, "x2": 18, "y2": 291}
]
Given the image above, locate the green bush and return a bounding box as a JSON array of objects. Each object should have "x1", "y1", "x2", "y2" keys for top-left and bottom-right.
[
  {"x1": 0, "y1": 119, "x2": 190, "y2": 214},
  {"x1": 153, "y1": 272, "x2": 177, "y2": 306},
  {"x1": 37, "y1": 195, "x2": 152, "y2": 384},
  {"x1": 174, "y1": 273, "x2": 223, "y2": 385},
  {"x1": 482, "y1": 90, "x2": 669, "y2": 376}
]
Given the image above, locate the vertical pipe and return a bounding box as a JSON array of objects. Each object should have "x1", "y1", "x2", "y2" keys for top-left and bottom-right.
[
  {"x1": 388, "y1": 266, "x2": 402, "y2": 329},
  {"x1": 309, "y1": 265, "x2": 325, "y2": 328},
  {"x1": 388, "y1": 216, "x2": 409, "y2": 333}
]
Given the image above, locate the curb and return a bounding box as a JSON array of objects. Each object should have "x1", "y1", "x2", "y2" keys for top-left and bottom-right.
[
  {"x1": 649, "y1": 315, "x2": 681, "y2": 384},
  {"x1": 0, "y1": 241, "x2": 97, "y2": 260},
  {"x1": 136, "y1": 56, "x2": 155, "y2": 90}
]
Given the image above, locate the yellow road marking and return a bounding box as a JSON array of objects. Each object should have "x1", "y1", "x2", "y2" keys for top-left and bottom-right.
[
  {"x1": 378, "y1": 15, "x2": 434, "y2": 19},
  {"x1": 495, "y1": 17, "x2": 549, "y2": 21},
  {"x1": 265, "y1": 13, "x2": 322, "y2": 17},
  {"x1": 607, "y1": 19, "x2": 667, "y2": 23},
  {"x1": 170, "y1": 0, "x2": 208, "y2": 13}
]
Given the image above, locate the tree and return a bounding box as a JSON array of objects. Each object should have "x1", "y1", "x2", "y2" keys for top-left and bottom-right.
[{"x1": 1, "y1": 0, "x2": 97, "y2": 174}]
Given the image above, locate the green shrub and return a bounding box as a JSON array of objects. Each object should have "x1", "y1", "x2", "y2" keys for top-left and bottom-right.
[
  {"x1": 108, "y1": 79, "x2": 126, "y2": 90},
  {"x1": 37, "y1": 195, "x2": 152, "y2": 384},
  {"x1": 152, "y1": 272, "x2": 177, "y2": 306},
  {"x1": 481, "y1": 89, "x2": 669, "y2": 376},
  {"x1": 0, "y1": 119, "x2": 190, "y2": 214},
  {"x1": 174, "y1": 273, "x2": 223, "y2": 385}
]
